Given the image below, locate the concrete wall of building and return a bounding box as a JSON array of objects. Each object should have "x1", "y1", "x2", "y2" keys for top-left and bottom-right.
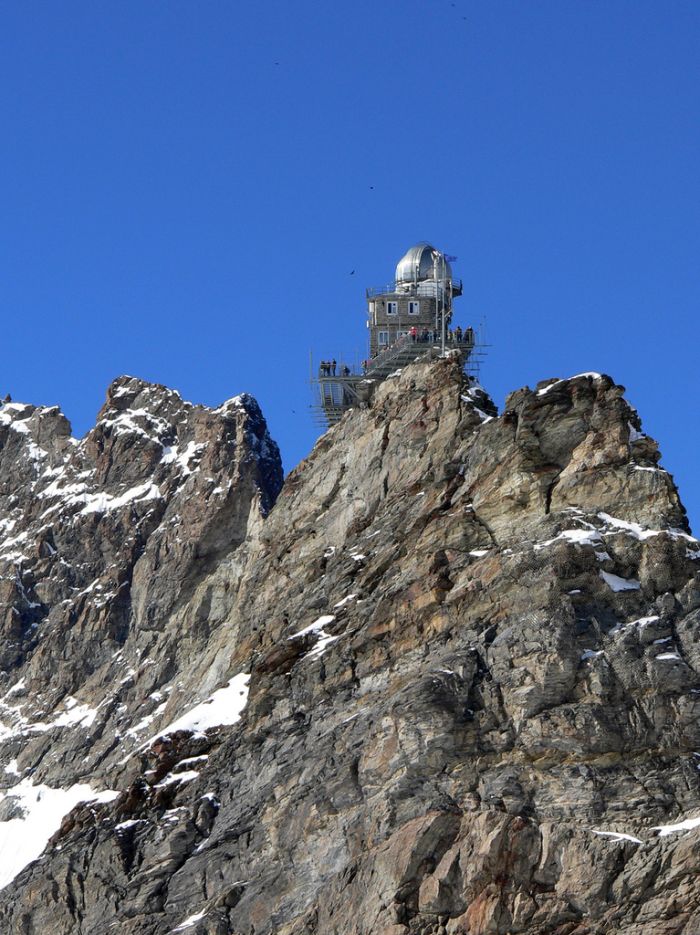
[
  {"x1": 368, "y1": 293, "x2": 434, "y2": 357},
  {"x1": 366, "y1": 292, "x2": 459, "y2": 358},
  {"x1": 368, "y1": 293, "x2": 437, "y2": 327}
]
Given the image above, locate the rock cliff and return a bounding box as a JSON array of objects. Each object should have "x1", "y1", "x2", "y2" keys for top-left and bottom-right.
[{"x1": 0, "y1": 358, "x2": 699, "y2": 935}]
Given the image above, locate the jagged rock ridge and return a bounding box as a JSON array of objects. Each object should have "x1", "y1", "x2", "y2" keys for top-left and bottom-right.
[
  {"x1": 0, "y1": 376, "x2": 281, "y2": 821},
  {"x1": 0, "y1": 359, "x2": 699, "y2": 935}
]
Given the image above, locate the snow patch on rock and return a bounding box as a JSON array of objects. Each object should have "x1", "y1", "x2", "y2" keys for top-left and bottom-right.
[{"x1": 0, "y1": 780, "x2": 117, "y2": 890}]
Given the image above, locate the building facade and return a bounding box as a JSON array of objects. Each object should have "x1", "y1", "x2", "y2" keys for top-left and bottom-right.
[{"x1": 366, "y1": 243, "x2": 462, "y2": 358}]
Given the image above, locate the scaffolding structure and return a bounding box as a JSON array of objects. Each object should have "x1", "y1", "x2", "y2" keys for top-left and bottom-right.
[
  {"x1": 463, "y1": 319, "x2": 489, "y2": 384},
  {"x1": 310, "y1": 324, "x2": 489, "y2": 429},
  {"x1": 309, "y1": 365, "x2": 369, "y2": 429}
]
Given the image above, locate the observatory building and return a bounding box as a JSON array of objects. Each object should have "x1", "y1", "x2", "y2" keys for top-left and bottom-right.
[
  {"x1": 367, "y1": 242, "x2": 462, "y2": 357},
  {"x1": 312, "y1": 243, "x2": 482, "y2": 428}
]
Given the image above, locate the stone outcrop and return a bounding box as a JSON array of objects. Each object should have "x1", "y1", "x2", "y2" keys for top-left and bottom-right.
[
  {"x1": 0, "y1": 358, "x2": 698, "y2": 934},
  {"x1": 0, "y1": 376, "x2": 281, "y2": 789}
]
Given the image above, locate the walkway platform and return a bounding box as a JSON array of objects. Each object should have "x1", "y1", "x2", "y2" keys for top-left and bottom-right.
[{"x1": 311, "y1": 336, "x2": 484, "y2": 429}]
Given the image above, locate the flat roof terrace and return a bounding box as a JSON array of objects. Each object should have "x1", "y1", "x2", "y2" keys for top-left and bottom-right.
[{"x1": 366, "y1": 279, "x2": 463, "y2": 299}]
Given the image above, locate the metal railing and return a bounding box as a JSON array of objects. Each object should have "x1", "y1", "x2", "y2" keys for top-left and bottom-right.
[
  {"x1": 315, "y1": 364, "x2": 362, "y2": 379},
  {"x1": 366, "y1": 283, "x2": 399, "y2": 298},
  {"x1": 314, "y1": 331, "x2": 477, "y2": 383},
  {"x1": 365, "y1": 332, "x2": 416, "y2": 371},
  {"x1": 364, "y1": 332, "x2": 474, "y2": 376},
  {"x1": 366, "y1": 279, "x2": 462, "y2": 299},
  {"x1": 311, "y1": 328, "x2": 487, "y2": 429}
]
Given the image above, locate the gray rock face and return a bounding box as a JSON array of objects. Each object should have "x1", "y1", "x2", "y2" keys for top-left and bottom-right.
[
  {"x1": 0, "y1": 377, "x2": 281, "y2": 784},
  {"x1": 0, "y1": 360, "x2": 699, "y2": 935}
]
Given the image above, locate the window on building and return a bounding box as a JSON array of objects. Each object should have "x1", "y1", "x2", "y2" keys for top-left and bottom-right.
[
  {"x1": 378, "y1": 331, "x2": 389, "y2": 346},
  {"x1": 386, "y1": 301, "x2": 398, "y2": 315},
  {"x1": 408, "y1": 300, "x2": 420, "y2": 315},
  {"x1": 368, "y1": 301, "x2": 375, "y2": 320}
]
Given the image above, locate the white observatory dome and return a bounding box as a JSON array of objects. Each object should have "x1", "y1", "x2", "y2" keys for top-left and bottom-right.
[{"x1": 395, "y1": 243, "x2": 452, "y2": 285}]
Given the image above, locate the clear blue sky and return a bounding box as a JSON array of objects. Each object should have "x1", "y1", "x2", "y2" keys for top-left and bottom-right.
[{"x1": 2, "y1": 1, "x2": 698, "y2": 530}]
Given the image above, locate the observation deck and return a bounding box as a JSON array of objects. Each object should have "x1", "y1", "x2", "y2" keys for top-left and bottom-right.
[
  {"x1": 311, "y1": 332, "x2": 486, "y2": 428},
  {"x1": 365, "y1": 279, "x2": 463, "y2": 299}
]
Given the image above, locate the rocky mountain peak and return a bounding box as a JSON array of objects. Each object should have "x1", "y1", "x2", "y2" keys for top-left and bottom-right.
[
  {"x1": 0, "y1": 377, "x2": 282, "y2": 731},
  {"x1": 0, "y1": 358, "x2": 698, "y2": 934}
]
